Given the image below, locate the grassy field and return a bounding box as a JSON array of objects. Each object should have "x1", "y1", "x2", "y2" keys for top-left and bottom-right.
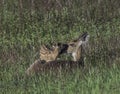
[
  {"x1": 0, "y1": 20, "x2": 120, "y2": 94},
  {"x1": 0, "y1": 0, "x2": 120, "y2": 94},
  {"x1": 0, "y1": 60, "x2": 120, "y2": 94}
]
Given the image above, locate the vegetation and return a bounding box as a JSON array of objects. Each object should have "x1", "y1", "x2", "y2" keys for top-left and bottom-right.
[{"x1": 0, "y1": 0, "x2": 120, "y2": 94}]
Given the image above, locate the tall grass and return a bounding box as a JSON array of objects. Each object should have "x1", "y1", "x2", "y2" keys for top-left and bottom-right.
[
  {"x1": 0, "y1": 61, "x2": 120, "y2": 94},
  {"x1": 0, "y1": 0, "x2": 120, "y2": 94}
]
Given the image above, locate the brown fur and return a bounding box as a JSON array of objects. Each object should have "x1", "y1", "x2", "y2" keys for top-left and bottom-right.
[
  {"x1": 67, "y1": 41, "x2": 82, "y2": 60},
  {"x1": 25, "y1": 59, "x2": 44, "y2": 75},
  {"x1": 67, "y1": 32, "x2": 89, "y2": 62},
  {"x1": 25, "y1": 32, "x2": 89, "y2": 76},
  {"x1": 40, "y1": 43, "x2": 68, "y2": 63},
  {"x1": 40, "y1": 45, "x2": 59, "y2": 62},
  {"x1": 25, "y1": 59, "x2": 83, "y2": 76}
]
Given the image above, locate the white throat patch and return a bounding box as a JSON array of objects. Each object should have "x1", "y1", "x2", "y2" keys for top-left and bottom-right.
[
  {"x1": 78, "y1": 41, "x2": 83, "y2": 46},
  {"x1": 72, "y1": 52, "x2": 77, "y2": 61},
  {"x1": 72, "y1": 40, "x2": 82, "y2": 61}
]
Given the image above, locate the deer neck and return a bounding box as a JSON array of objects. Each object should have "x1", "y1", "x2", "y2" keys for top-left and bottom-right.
[{"x1": 72, "y1": 41, "x2": 82, "y2": 61}]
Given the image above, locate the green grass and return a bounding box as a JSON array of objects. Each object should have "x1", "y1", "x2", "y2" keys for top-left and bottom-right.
[
  {"x1": 0, "y1": 61, "x2": 120, "y2": 94},
  {"x1": 0, "y1": 1, "x2": 120, "y2": 93},
  {"x1": 0, "y1": 19, "x2": 120, "y2": 93},
  {"x1": 0, "y1": 18, "x2": 120, "y2": 94}
]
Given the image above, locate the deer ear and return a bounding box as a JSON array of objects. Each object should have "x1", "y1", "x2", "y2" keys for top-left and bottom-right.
[
  {"x1": 84, "y1": 34, "x2": 90, "y2": 42},
  {"x1": 77, "y1": 33, "x2": 90, "y2": 46},
  {"x1": 80, "y1": 33, "x2": 90, "y2": 43}
]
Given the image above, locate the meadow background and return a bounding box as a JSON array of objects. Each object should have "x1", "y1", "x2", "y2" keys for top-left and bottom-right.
[{"x1": 0, "y1": 0, "x2": 120, "y2": 94}]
